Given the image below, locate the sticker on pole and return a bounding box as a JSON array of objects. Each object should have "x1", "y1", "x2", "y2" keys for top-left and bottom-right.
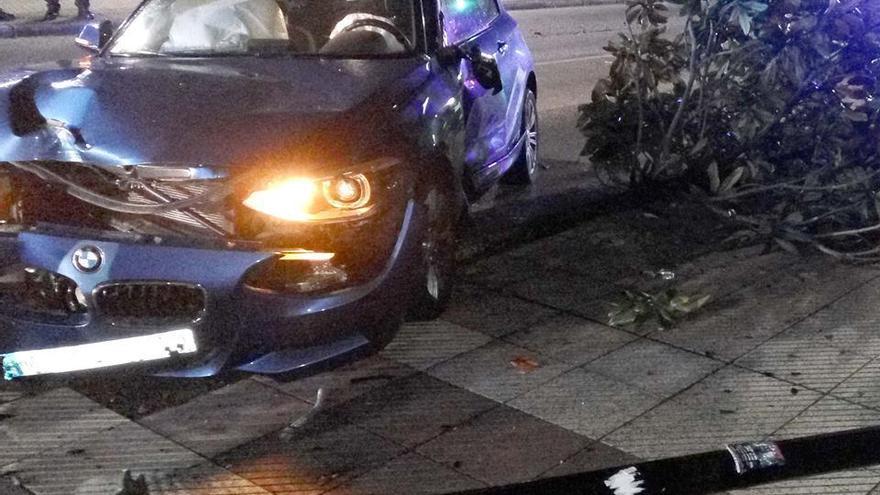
[{"x1": 726, "y1": 441, "x2": 786, "y2": 475}]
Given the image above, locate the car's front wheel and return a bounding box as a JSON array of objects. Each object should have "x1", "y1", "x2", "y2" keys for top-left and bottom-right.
[
  {"x1": 503, "y1": 88, "x2": 539, "y2": 185},
  {"x1": 407, "y1": 181, "x2": 459, "y2": 321}
]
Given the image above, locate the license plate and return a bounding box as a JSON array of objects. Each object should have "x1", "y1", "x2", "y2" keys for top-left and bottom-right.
[{"x1": 1, "y1": 328, "x2": 197, "y2": 380}]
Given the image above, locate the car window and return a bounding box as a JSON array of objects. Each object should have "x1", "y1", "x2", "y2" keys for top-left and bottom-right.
[
  {"x1": 439, "y1": 0, "x2": 499, "y2": 45},
  {"x1": 109, "y1": 0, "x2": 419, "y2": 58}
]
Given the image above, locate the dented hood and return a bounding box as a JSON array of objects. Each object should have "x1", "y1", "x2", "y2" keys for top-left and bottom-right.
[{"x1": 0, "y1": 56, "x2": 428, "y2": 170}]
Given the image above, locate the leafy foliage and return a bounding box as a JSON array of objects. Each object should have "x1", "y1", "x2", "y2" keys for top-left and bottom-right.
[
  {"x1": 608, "y1": 287, "x2": 711, "y2": 328},
  {"x1": 580, "y1": 0, "x2": 880, "y2": 260}
]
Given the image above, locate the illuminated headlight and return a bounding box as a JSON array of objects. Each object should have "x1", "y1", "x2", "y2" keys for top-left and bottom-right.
[{"x1": 243, "y1": 173, "x2": 373, "y2": 222}]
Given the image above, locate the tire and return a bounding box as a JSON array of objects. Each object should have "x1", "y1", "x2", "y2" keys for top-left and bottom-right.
[
  {"x1": 407, "y1": 180, "x2": 459, "y2": 321},
  {"x1": 503, "y1": 88, "x2": 539, "y2": 185}
]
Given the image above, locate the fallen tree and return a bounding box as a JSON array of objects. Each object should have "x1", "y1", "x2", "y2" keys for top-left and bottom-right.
[{"x1": 580, "y1": 0, "x2": 880, "y2": 260}]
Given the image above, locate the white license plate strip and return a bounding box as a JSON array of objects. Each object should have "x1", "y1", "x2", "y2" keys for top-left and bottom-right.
[{"x1": 1, "y1": 328, "x2": 197, "y2": 379}]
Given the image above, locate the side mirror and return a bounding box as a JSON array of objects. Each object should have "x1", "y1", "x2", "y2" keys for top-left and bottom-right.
[
  {"x1": 436, "y1": 44, "x2": 465, "y2": 67},
  {"x1": 74, "y1": 20, "x2": 114, "y2": 53},
  {"x1": 469, "y1": 47, "x2": 503, "y2": 94},
  {"x1": 436, "y1": 44, "x2": 503, "y2": 93}
]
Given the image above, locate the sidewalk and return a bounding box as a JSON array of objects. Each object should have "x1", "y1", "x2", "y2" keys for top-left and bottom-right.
[
  {"x1": 0, "y1": 0, "x2": 135, "y2": 38},
  {"x1": 0, "y1": 157, "x2": 879, "y2": 494}
]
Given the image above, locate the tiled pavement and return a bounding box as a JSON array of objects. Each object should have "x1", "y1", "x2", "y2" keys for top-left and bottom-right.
[{"x1": 3, "y1": 226, "x2": 880, "y2": 494}]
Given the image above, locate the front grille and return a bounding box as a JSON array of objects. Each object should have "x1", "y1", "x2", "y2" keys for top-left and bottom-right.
[{"x1": 94, "y1": 282, "x2": 206, "y2": 326}]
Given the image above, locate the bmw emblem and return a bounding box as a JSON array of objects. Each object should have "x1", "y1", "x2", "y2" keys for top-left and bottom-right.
[{"x1": 72, "y1": 246, "x2": 103, "y2": 273}]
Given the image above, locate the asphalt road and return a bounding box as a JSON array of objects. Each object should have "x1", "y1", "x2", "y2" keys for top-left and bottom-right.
[{"x1": 0, "y1": 4, "x2": 628, "y2": 163}]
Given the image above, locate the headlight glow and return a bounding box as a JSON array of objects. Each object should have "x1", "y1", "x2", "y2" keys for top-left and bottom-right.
[
  {"x1": 323, "y1": 174, "x2": 371, "y2": 209},
  {"x1": 242, "y1": 178, "x2": 318, "y2": 222},
  {"x1": 243, "y1": 173, "x2": 374, "y2": 222}
]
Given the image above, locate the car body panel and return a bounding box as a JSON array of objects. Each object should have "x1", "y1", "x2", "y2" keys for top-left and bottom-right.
[{"x1": 0, "y1": 0, "x2": 535, "y2": 379}]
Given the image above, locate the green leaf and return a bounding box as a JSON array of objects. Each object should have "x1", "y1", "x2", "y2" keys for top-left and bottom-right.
[
  {"x1": 708, "y1": 161, "x2": 720, "y2": 193},
  {"x1": 608, "y1": 309, "x2": 637, "y2": 326},
  {"x1": 844, "y1": 109, "x2": 869, "y2": 122},
  {"x1": 774, "y1": 237, "x2": 800, "y2": 254},
  {"x1": 718, "y1": 166, "x2": 745, "y2": 194},
  {"x1": 689, "y1": 137, "x2": 708, "y2": 156},
  {"x1": 738, "y1": 11, "x2": 751, "y2": 35}
]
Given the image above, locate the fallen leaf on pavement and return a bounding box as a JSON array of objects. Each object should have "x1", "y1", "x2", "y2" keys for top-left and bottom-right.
[{"x1": 510, "y1": 356, "x2": 541, "y2": 373}]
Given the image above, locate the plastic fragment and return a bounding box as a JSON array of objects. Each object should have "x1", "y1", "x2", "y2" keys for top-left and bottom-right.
[
  {"x1": 510, "y1": 356, "x2": 540, "y2": 373},
  {"x1": 280, "y1": 388, "x2": 326, "y2": 439},
  {"x1": 116, "y1": 469, "x2": 149, "y2": 495}
]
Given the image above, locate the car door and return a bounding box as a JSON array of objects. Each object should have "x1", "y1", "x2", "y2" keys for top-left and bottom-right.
[{"x1": 438, "y1": 0, "x2": 522, "y2": 189}]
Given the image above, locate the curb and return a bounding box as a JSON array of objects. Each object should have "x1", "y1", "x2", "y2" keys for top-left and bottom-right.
[{"x1": 0, "y1": 19, "x2": 87, "y2": 39}]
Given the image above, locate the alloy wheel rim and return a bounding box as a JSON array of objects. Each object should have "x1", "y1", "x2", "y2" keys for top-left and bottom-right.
[{"x1": 525, "y1": 96, "x2": 538, "y2": 176}]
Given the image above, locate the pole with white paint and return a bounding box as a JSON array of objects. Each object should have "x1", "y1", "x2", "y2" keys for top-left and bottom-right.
[{"x1": 446, "y1": 426, "x2": 880, "y2": 494}]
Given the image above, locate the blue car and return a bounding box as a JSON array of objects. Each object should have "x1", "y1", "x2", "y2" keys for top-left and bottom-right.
[{"x1": 0, "y1": 0, "x2": 538, "y2": 379}]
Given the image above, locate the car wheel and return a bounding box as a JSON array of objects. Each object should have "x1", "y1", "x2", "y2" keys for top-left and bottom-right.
[
  {"x1": 503, "y1": 88, "x2": 539, "y2": 185},
  {"x1": 407, "y1": 182, "x2": 458, "y2": 321}
]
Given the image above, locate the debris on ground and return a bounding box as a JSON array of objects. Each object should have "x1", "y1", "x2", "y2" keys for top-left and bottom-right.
[
  {"x1": 116, "y1": 470, "x2": 148, "y2": 495},
  {"x1": 279, "y1": 388, "x2": 326, "y2": 439},
  {"x1": 510, "y1": 356, "x2": 541, "y2": 374}
]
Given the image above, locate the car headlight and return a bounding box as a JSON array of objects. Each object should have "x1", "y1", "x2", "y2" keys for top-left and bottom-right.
[{"x1": 243, "y1": 173, "x2": 374, "y2": 222}]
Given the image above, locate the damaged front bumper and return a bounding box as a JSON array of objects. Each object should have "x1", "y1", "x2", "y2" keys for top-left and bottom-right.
[{"x1": 0, "y1": 160, "x2": 422, "y2": 380}]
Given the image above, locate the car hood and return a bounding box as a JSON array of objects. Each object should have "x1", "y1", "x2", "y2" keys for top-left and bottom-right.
[{"x1": 0, "y1": 56, "x2": 429, "y2": 171}]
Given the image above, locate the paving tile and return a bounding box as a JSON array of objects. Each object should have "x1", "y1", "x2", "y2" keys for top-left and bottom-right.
[
  {"x1": 146, "y1": 463, "x2": 272, "y2": 495},
  {"x1": 460, "y1": 253, "x2": 561, "y2": 289},
  {"x1": 505, "y1": 314, "x2": 636, "y2": 366},
  {"x1": 0, "y1": 476, "x2": 32, "y2": 495},
  {"x1": 504, "y1": 232, "x2": 640, "y2": 280},
  {"x1": 585, "y1": 339, "x2": 721, "y2": 396},
  {"x1": 604, "y1": 366, "x2": 821, "y2": 459},
  {"x1": 0, "y1": 387, "x2": 129, "y2": 467},
  {"x1": 656, "y1": 263, "x2": 874, "y2": 361},
  {"x1": 773, "y1": 396, "x2": 880, "y2": 439},
  {"x1": 0, "y1": 382, "x2": 31, "y2": 407},
  {"x1": 324, "y1": 452, "x2": 484, "y2": 495},
  {"x1": 381, "y1": 320, "x2": 492, "y2": 371},
  {"x1": 70, "y1": 374, "x2": 241, "y2": 420},
  {"x1": 139, "y1": 378, "x2": 313, "y2": 459},
  {"x1": 428, "y1": 340, "x2": 573, "y2": 402},
  {"x1": 326, "y1": 373, "x2": 497, "y2": 448},
  {"x1": 416, "y1": 406, "x2": 589, "y2": 485},
  {"x1": 540, "y1": 442, "x2": 641, "y2": 479},
  {"x1": 737, "y1": 331, "x2": 871, "y2": 392},
  {"x1": 603, "y1": 401, "x2": 751, "y2": 459},
  {"x1": 831, "y1": 358, "x2": 880, "y2": 409},
  {"x1": 673, "y1": 247, "x2": 791, "y2": 300},
  {"x1": 672, "y1": 366, "x2": 821, "y2": 426},
  {"x1": 508, "y1": 368, "x2": 664, "y2": 439},
  {"x1": 730, "y1": 469, "x2": 880, "y2": 494},
  {"x1": 255, "y1": 355, "x2": 416, "y2": 408},
  {"x1": 780, "y1": 277, "x2": 880, "y2": 359},
  {"x1": 510, "y1": 271, "x2": 617, "y2": 316},
  {"x1": 5, "y1": 420, "x2": 204, "y2": 495},
  {"x1": 442, "y1": 284, "x2": 558, "y2": 338},
  {"x1": 218, "y1": 422, "x2": 404, "y2": 494}
]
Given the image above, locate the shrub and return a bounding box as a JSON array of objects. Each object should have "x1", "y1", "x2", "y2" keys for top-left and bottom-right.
[{"x1": 580, "y1": 0, "x2": 880, "y2": 260}]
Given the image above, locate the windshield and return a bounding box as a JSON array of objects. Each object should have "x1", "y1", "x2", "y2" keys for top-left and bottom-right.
[{"x1": 109, "y1": 0, "x2": 420, "y2": 57}]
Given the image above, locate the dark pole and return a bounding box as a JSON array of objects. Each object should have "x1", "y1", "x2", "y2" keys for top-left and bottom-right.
[{"x1": 447, "y1": 426, "x2": 880, "y2": 495}]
